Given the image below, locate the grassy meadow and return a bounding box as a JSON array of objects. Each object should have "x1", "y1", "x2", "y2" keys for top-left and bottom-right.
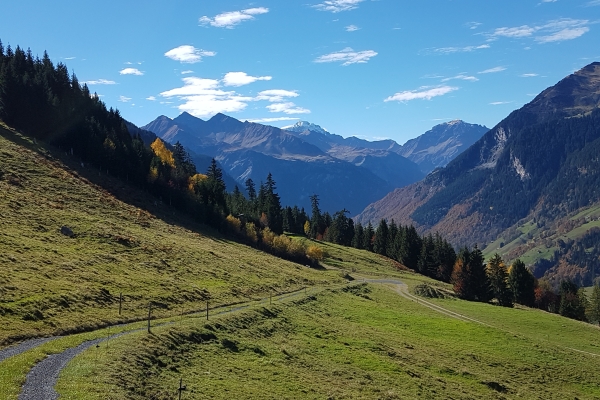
[
  {"x1": 56, "y1": 283, "x2": 600, "y2": 400},
  {"x1": 0, "y1": 124, "x2": 342, "y2": 345}
]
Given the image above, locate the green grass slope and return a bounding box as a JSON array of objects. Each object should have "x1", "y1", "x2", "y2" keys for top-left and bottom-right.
[
  {"x1": 58, "y1": 282, "x2": 600, "y2": 399},
  {"x1": 0, "y1": 124, "x2": 341, "y2": 345}
]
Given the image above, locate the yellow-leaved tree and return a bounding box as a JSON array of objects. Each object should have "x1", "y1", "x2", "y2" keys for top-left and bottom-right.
[
  {"x1": 188, "y1": 173, "x2": 208, "y2": 193},
  {"x1": 150, "y1": 138, "x2": 175, "y2": 167}
]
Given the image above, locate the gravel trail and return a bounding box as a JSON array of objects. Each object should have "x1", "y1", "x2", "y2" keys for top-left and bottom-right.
[
  {"x1": 18, "y1": 338, "x2": 104, "y2": 400},
  {"x1": 0, "y1": 337, "x2": 57, "y2": 363},
  {"x1": 17, "y1": 331, "x2": 132, "y2": 400},
  {"x1": 15, "y1": 285, "x2": 317, "y2": 398}
]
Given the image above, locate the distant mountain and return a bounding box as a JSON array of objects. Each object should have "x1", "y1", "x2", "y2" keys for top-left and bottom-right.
[
  {"x1": 283, "y1": 121, "x2": 423, "y2": 189},
  {"x1": 143, "y1": 113, "x2": 401, "y2": 213},
  {"x1": 398, "y1": 120, "x2": 488, "y2": 174},
  {"x1": 284, "y1": 119, "x2": 486, "y2": 175},
  {"x1": 356, "y1": 62, "x2": 600, "y2": 286}
]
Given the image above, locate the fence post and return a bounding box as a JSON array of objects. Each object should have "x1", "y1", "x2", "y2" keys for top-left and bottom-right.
[
  {"x1": 119, "y1": 292, "x2": 123, "y2": 316},
  {"x1": 178, "y1": 377, "x2": 186, "y2": 400},
  {"x1": 147, "y1": 303, "x2": 152, "y2": 333}
]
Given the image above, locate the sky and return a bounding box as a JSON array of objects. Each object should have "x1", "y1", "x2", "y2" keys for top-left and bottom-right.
[{"x1": 1, "y1": 0, "x2": 599, "y2": 144}]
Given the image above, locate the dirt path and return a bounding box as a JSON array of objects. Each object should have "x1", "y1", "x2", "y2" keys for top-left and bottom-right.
[
  {"x1": 0, "y1": 338, "x2": 57, "y2": 363},
  {"x1": 12, "y1": 285, "x2": 325, "y2": 399}
]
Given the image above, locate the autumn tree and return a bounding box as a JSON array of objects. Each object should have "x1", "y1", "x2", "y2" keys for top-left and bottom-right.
[
  {"x1": 452, "y1": 246, "x2": 491, "y2": 302},
  {"x1": 534, "y1": 279, "x2": 560, "y2": 313}
]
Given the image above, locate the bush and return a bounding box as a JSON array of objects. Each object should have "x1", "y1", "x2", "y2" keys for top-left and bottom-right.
[{"x1": 306, "y1": 245, "x2": 324, "y2": 262}]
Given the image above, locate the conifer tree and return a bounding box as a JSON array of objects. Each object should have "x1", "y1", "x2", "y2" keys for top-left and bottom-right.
[
  {"x1": 373, "y1": 219, "x2": 389, "y2": 256},
  {"x1": 309, "y1": 194, "x2": 322, "y2": 239},
  {"x1": 559, "y1": 280, "x2": 587, "y2": 321},
  {"x1": 352, "y1": 222, "x2": 364, "y2": 249},
  {"x1": 508, "y1": 259, "x2": 535, "y2": 306},
  {"x1": 363, "y1": 222, "x2": 374, "y2": 252},
  {"x1": 586, "y1": 284, "x2": 600, "y2": 324},
  {"x1": 487, "y1": 253, "x2": 513, "y2": 307}
]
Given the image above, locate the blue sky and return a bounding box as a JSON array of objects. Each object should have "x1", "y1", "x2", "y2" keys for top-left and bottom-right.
[{"x1": 1, "y1": 0, "x2": 599, "y2": 144}]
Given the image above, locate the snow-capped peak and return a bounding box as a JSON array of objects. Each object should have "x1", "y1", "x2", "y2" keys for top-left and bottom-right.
[{"x1": 282, "y1": 121, "x2": 329, "y2": 135}]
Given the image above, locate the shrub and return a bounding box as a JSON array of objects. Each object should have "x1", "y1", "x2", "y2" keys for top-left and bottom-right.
[{"x1": 306, "y1": 245, "x2": 324, "y2": 262}]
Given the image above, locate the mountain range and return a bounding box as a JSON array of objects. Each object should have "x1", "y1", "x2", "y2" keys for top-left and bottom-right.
[
  {"x1": 142, "y1": 113, "x2": 486, "y2": 214},
  {"x1": 356, "y1": 62, "x2": 600, "y2": 287}
]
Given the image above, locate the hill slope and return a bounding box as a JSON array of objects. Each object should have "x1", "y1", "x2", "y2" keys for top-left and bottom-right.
[{"x1": 0, "y1": 123, "x2": 340, "y2": 345}]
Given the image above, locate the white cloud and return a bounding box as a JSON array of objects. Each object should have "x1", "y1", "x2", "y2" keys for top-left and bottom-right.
[
  {"x1": 488, "y1": 18, "x2": 589, "y2": 43},
  {"x1": 160, "y1": 77, "x2": 308, "y2": 118},
  {"x1": 520, "y1": 73, "x2": 539, "y2": 77},
  {"x1": 314, "y1": 0, "x2": 366, "y2": 12},
  {"x1": 199, "y1": 7, "x2": 269, "y2": 28},
  {"x1": 85, "y1": 79, "x2": 116, "y2": 85},
  {"x1": 120, "y1": 68, "x2": 144, "y2": 76},
  {"x1": 119, "y1": 96, "x2": 132, "y2": 102},
  {"x1": 587, "y1": 0, "x2": 600, "y2": 5},
  {"x1": 432, "y1": 44, "x2": 490, "y2": 54},
  {"x1": 164, "y1": 45, "x2": 216, "y2": 63},
  {"x1": 536, "y1": 27, "x2": 589, "y2": 43},
  {"x1": 248, "y1": 117, "x2": 300, "y2": 123},
  {"x1": 490, "y1": 101, "x2": 511, "y2": 105},
  {"x1": 146, "y1": 96, "x2": 156, "y2": 101},
  {"x1": 346, "y1": 25, "x2": 360, "y2": 32},
  {"x1": 267, "y1": 102, "x2": 311, "y2": 114},
  {"x1": 223, "y1": 72, "x2": 272, "y2": 87},
  {"x1": 160, "y1": 77, "x2": 221, "y2": 97},
  {"x1": 64, "y1": 57, "x2": 76, "y2": 60},
  {"x1": 478, "y1": 66, "x2": 506, "y2": 74},
  {"x1": 466, "y1": 22, "x2": 482, "y2": 30},
  {"x1": 491, "y1": 26, "x2": 536, "y2": 38},
  {"x1": 314, "y1": 47, "x2": 378, "y2": 66},
  {"x1": 441, "y1": 74, "x2": 478, "y2": 82},
  {"x1": 255, "y1": 89, "x2": 299, "y2": 102},
  {"x1": 181, "y1": 70, "x2": 194, "y2": 74},
  {"x1": 384, "y1": 86, "x2": 458, "y2": 102}
]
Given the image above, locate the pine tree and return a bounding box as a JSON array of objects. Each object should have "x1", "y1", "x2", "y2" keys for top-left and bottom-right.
[
  {"x1": 586, "y1": 284, "x2": 600, "y2": 324},
  {"x1": 309, "y1": 194, "x2": 322, "y2": 239},
  {"x1": 508, "y1": 259, "x2": 535, "y2": 307},
  {"x1": 352, "y1": 222, "x2": 364, "y2": 249},
  {"x1": 373, "y1": 219, "x2": 388, "y2": 256},
  {"x1": 471, "y1": 246, "x2": 492, "y2": 302},
  {"x1": 363, "y1": 222, "x2": 374, "y2": 252},
  {"x1": 263, "y1": 173, "x2": 283, "y2": 234},
  {"x1": 559, "y1": 280, "x2": 587, "y2": 321},
  {"x1": 486, "y1": 254, "x2": 513, "y2": 307},
  {"x1": 451, "y1": 246, "x2": 492, "y2": 302}
]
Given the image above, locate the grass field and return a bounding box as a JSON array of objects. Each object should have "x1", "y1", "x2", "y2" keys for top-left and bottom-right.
[
  {"x1": 56, "y1": 282, "x2": 600, "y2": 399},
  {"x1": 0, "y1": 124, "x2": 342, "y2": 345}
]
